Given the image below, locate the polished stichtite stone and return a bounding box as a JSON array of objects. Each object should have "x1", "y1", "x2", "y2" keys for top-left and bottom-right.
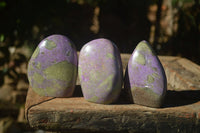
[
  {"x1": 125, "y1": 40, "x2": 167, "y2": 108},
  {"x1": 79, "y1": 38, "x2": 123, "y2": 104},
  {"x1": 27, "y1": 34, "x2": 78, "y2": 97}
]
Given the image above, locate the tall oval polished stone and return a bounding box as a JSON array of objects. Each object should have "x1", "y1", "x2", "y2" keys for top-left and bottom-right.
[
  {"x1": 27, "y1": 34, "x2": 78, "y2": 97},
  {"x1": 79, "y1": 38, "x2": 123, "y2": 104},
  {"x1": 125, "y1": 40, "x2": 167, "y2": 107}
]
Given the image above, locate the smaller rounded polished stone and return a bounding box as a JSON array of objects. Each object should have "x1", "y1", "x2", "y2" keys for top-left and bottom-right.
[
  {"x1": 125, "y1": 40, "x2": 167, "y2": 108},
  {"x1": 27, "y1": 34, "x2": 78, "y2": 97},
  {"x1": 79, "y1": 38, "x2": 123, "y2": 104}
]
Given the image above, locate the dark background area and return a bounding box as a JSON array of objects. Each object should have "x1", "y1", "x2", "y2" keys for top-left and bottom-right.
[
  {"x1": 0, "y1": 0, "x2": 200, "y2": 132},
  {"x1": 0, "y1": 0, "x2": 200, "y2": 61}
]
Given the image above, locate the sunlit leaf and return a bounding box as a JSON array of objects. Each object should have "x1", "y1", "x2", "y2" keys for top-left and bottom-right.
[{"x1": 0, "y1": 34, "x2": 4, "y2": 42}]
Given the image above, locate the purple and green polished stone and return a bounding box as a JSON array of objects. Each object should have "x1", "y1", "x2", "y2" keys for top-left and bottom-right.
[
  {"x1": 27, "y1": 34, "x2": 78, "y2": 97},
  {"x1": 125, "y1": 40, "x2": 167, "y2": 107},
  {"x1": 79, "y1": 38, "x2": 123, "y2": 104}
]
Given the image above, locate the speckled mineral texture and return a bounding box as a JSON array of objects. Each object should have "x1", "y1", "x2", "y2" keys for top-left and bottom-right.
[
  {"x1": 27, "y1": 34, "x2": 78, "y2": 97},
  {"x1": 79, "y1": 38, "x2": 123, "y2": 104},
  {"x1": 125, "y1": 40, "x2": 167, "y2": 108}
]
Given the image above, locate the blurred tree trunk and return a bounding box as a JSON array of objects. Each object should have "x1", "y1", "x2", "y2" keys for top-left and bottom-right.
[
  {"x1": 90, "y1": 6, "x2": 100, "y2": 34},
  {"x1": 153, "y1": 0, "x2": 163, "y2": 52},
  {"x1": 194, "y1": 0, "x2": 200, "y2": 64}
]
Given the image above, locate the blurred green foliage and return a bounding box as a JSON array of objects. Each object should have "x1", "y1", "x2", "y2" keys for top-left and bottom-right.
[
  {"x1": 0, "y1": 1, "x2": 6, "y2": 10},
  {"x1": 172, "y1": 0, "x2": 194, "y2": 6},
  {"x1": 0, "y1": 34, "x2": 5, "y2": 42}
]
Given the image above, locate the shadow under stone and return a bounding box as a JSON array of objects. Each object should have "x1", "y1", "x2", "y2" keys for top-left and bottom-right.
[
  {"x1": 73, "y1": 85, "x2": 83, "y2": 97},
  {"x1": 163, "y1": 90, "x2": 200, "y2": 108},
  {"x1": 114, "y1": 88, "x2": 200, "y2": 107},
  {"x1": 72, "y1": 85, "x2": 200, "y2": 107}
]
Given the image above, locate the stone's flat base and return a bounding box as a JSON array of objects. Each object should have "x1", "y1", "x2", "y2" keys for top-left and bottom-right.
[{"x1": 25, "y1": 54, "x2": 200, "y2": 133}]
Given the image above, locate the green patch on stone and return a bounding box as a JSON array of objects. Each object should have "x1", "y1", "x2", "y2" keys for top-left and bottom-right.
[
  {"x1": 89, "y1": 95, "x2": 99, "y2": 102},
  {"x1": 32, "y1": 62, "x2": 36, "y2": 66},
  {"x1": 44, "y1": 61, "x2": 76, "y2": 81},
  {"x1": 36, "y1": 62, "x2": 41, "y2": 69},
  {"x1": 152, "y1": 73, "x2": 159, "y2": 78},
  {"x1": 68, "y1": 42, "x2": 72, "y2": 46},
  {"x1": 33, "y1": 87, "x2": 45, "y2": 96},
  {"x1": 51, "y1": 60, "x2": 57, "y2": 64},
  {"x1": 152, "y1": 67, "x2": 158, "y2": 72},
  {"x1": 103, "y1": 99, "x2": 113, "y2": 104},
  {"x1": 106, "y1": 53, "x2": 114, "y2": 59},
  {"x1": 32, "y1": 47, "x2": 40, "y2": 58},
  {"x1": 45, "y1": 86, "x2": 57, "y2": 96},
  {"x1": 28, "y1": 62, "x2": 34, "y2": 71},
  {"x1": 137, "y1": 41, "x2": 151, "y2": 53},
  {"x1": 147, "y1": 75, "x2": 154, "y2": 84},
  {"x1": 90, "y1": 70, "x2": 101, "y2": 81},
  {"x1": 132, "y1": 86, "x2": 159, "y2": 98},
  {"x1": 32, "y1": 72, "x2": 44, "y2": 84},
  {"x1": 135, "y1": 66, "x2": 139, "y2": 70},
  {"x1": 78, "y1": 66, "x2": 82, "y2": 73},
  {"x1": 45, "y1": 39, "x2": 57, "y2": 50},
  {"x1": 78, "y1": 66, "x2": 82, "y2": 78},
  {"x1": 142, "y1": 87, "x2": 159, "y2": 97},
  {"x1": 86, "y1": 53, "x2": 90, "y2": 57},
  {"x1": 98, "y1": 74, "x2": 114, "y2": 91},
  {"x1": 53, "y1": 80, "x2": 62, "y2": 88},
  {"x1": 135, "y1": 53, "x2": 146, "y2": 65}
]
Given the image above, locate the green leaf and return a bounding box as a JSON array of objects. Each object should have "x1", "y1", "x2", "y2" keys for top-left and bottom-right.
[
  {"x1": 0, "y1": 34, "x2": 4, "y2": 42},
  {"x1": 0, "y1": 1, "x2": 6, "y2": 8}
]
